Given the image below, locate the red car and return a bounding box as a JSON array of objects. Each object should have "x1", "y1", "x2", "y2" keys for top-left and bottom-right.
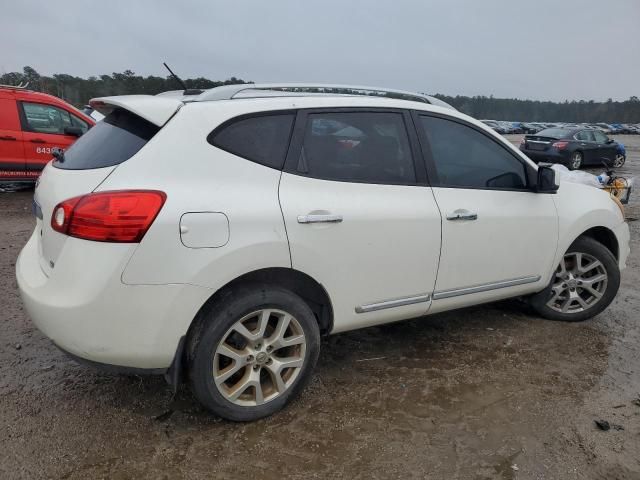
[{"x1": 0, "y1": 85, "x2": 95, "y2": 182}]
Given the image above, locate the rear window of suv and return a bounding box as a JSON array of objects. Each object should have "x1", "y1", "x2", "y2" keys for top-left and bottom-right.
[{"x1": 54, "y1": 108, "x2": 159, "y2": 170}]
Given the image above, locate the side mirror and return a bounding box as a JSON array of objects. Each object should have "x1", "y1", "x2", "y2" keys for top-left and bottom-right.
[
  {"x1": 64, "y1": 126, "x2": 83, "y2": 137},
  {"x1": 606, "y1": 139, "x2": 615, "y2": 144},
  {"x1": 535, "y1": 166, "x2": 559, "y2": 193}
]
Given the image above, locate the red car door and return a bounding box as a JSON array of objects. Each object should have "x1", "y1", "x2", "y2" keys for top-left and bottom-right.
[
  {"x1": 18, "y1": 100, "x2": 90, "y2": 174},
  {"x1": 0, "y1": 96, "x2": 26, "y2": 180}
]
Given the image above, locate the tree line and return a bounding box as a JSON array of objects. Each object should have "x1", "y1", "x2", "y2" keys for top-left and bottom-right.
[
  {"x1": 0, "y1": 66, "x2": 250, "y2": 109},
  {"x1": 2, "y1": 66, "x2": 638, "y2": 123},
  {"x1": 434, "y1": 93, "x2": 640, "y2": 123}
]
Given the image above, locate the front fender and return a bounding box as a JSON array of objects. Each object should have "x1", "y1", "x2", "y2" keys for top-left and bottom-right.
[{"x1": 550, "y1": 182, "x2": 628, "y2": 281}]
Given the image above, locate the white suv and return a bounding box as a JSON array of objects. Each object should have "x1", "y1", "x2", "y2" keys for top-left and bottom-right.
[{"x1": 16, "y1": 84, "x2": 630, "y2": 421}]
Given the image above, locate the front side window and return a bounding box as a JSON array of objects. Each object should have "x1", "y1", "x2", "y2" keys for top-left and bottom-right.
[
  {"x1": 297, "y1": 111, "x2": 415, "y2": 184},
  {"x1": 593, "y1": 130, "x2": 608, "y2": 143},
  {"x1": 70, "y1": 114, "x2": 89, "y2": 133},
  {"x1": 209, "y1": 113, "x2": 294, "y2": 169},
  {"x1": 21, "y1": 102, "x2": 87, "y2": 135},
  {"x1": 420, "y1": 115, "x2": 527, "y2": 190}
]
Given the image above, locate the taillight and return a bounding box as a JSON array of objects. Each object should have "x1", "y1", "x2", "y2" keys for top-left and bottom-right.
[
  {"x1": 552, "y1": 141, "x2": 569, "y2": 150},
  {"x1": 51, "y1": 190, "x2": 167, "y2": 242}
]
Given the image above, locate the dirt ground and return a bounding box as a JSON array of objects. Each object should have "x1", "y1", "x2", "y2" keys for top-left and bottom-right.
[{"x1": 1, "y1": 135, "x2": 639, "y2": 480}]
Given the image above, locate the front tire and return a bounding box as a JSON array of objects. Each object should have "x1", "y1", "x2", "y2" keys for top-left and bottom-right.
[
  {"x1": 613, "y1": 153, "x2": 626, "y2": 168},
  {"x1": 529, "y1": 236, "x2": 620, "y2": 322},
  {"x1": 189, "y1": 284, "x2": 320, "y2": 421},
  {"x1": 568, "y1": 151, "x2": 583, "y2": 170}
]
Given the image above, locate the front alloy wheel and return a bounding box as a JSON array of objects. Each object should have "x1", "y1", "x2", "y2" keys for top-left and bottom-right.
[
  {"x1": 546, "y1": 252, "x2": 607, "y2": 314},
  {"x1": 613, "y1": 154, "x2": 625, "y2": 168},
  {"x1": 529, "y1": 236, "x2": 620, "y2": 322}
]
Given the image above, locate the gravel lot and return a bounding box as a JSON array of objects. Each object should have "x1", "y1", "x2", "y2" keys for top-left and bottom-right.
[{"x1": 1, "y1": 135, "x2": 639, "y2": 480}]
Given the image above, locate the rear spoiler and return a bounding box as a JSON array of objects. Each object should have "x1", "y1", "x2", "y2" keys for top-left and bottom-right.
[{"x1": 89, "y1": 95, "x2": 183, "y2": 127}]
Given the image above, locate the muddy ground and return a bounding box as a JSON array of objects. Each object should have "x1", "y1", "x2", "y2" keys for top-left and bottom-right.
[{"x1": 1, "y1": 135, "x2": 639, "y2": 480}]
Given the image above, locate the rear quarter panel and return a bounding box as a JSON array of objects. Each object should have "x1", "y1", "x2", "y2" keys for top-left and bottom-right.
[{"x1": 97, "y1": 102, "x2": 292, "y2": 289}]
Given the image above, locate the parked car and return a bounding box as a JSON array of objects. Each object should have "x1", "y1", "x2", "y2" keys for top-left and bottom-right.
[
  {"x1": 480, "y1": 119, "x2": 506, "y2": 134},
  {"x1": 16, "y1": 84, "x2": 630, "y2": 421},
  {"x1": 520, "y1": 127, "x2": 625, "y2": 169},
  {"x1": 0, "y1": 85, "x2": 95, "y2": 181},
  {"x1": 81, "y1": 105, "x2": 105, "y2": 122},
  {"x1": 521, "y1": 122, "x2": 541, "y2": 134},
  {"x1": 593, "y1": 123, "x2": 614, "y2": 134}
]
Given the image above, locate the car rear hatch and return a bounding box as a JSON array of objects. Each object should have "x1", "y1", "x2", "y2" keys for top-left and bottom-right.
[{"x1": 33, "y1": 95, "x2": 182, "y2": 276}]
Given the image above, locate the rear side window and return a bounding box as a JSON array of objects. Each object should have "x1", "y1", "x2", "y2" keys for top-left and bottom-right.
[
  {"x1": 576, "y1": 130, "x2": 595, "y2": 142},
  {"x1": 54, "y1": 108, "x2": 159, "y2": 170},
  {"x1": 209, "y1": 114, "x2": 294, "y2": 169},
  {"x1": 295, "y1": 111, "x2": 416, "y2": 184},
  {"x1": 420, "y1": 115, "x2": 527, "y2": 190}
]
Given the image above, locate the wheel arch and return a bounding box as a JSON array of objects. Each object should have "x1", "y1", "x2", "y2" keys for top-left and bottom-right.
[
  {"x1": 184, "y1": 267, "x2": 334, "y2": 361},
  {"x1": 575, "y1": 226, "x2": 619, "y2": 260}
]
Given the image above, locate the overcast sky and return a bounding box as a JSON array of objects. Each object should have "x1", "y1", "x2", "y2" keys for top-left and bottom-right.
[{"x1": 2, "y1": 0, "x2": 638, "y2": 101}]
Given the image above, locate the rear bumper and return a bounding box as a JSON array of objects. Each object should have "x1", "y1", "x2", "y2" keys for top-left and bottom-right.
[
  {"x1": 16, "y1": 229, "x2": 213, "y2": 369},
  {"x1": 520, "y1": 148, "x2": 571, "y2": 164}
]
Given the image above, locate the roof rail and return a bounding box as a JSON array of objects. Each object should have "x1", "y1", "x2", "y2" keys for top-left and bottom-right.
[
  {"x1": 194, "y1": 83, "x2": 437, "y2": 105},
  {"x1": 0, "y1": 82, "x2": 30, "y2": 90}
]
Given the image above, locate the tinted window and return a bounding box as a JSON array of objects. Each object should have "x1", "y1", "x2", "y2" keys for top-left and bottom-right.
[
  {"x1": 297, "y1": 112, "x2": 415, "y2": 184},
  {"x1": 70, "y1": 114, "x2": 89, "y2": 133},
  {"x1": 54, "y1": 108, "x2": 159, "y2": 170},
  {"x1": 210, "y1": 114, "x2": 294, "y2": 169},
  {"x1": 22, "y1": 102, "x2": 74, "y2": 135},
  {"x1": 576, "y1": 130, "x2": 595, "y2": 141},
  {"x1": 536, "y1": 128, "x2": 571, "y2": 139},
  {"x1": 593, "y1": 130, "x2": 608, "y2": 143},
  {"x1": 420, "y1": 115, "x2": 527, "y2": 189}
]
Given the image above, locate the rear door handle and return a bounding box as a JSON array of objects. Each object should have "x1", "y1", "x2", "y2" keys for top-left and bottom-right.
[
  {"x1": 446, "y1": 209, "x2": 478, "y2": 221},
  {"x1": 0, "y1": 135, "x2": 17, "y2": 141},
  {"x1": 30, "y1": 138, "x2": 46, "y2": 144},
  {"x1": 297, "y1": 214, "x2": 343, "y2": 224}
]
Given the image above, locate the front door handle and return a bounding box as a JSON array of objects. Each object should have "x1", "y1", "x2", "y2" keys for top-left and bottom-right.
[
  {"x1": 297, "y1": 214, "x2": 343, "y2": 224},
  {"x1": 0, "y1": 135, "x2": 17, "y2": 141},
  {"x1": 30, "y1": 138, "x2": 46, "y2": 144},
  {"x1": 446, "y1": 209, "x2": 478, "y2": 221}
]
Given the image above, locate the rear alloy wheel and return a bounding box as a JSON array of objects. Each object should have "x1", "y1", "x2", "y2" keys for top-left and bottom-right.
[
  {"x1": 529, "y1": 236, "x2": 620, "y2": 322},
  {"x1": 189, "y1": 284, "x2": 320, "y2": 421},
  {"x1": 569, "y1": 151, "x2": 583, "y2": 170},
  {"x1": 613, "y1": 154, "x2": 626, "y2": 168},
  {"x1": 213, "y1": 309, "x2": 306, "y2": 407}
]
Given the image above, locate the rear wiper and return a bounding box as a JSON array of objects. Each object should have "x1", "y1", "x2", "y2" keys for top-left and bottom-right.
[{"x1": 52, "y1": 147, "x2": 65, "y2": 163}]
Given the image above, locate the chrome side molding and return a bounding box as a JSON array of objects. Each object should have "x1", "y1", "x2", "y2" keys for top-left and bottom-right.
[
  {"x1": 355, "y1": 293, "x2": 430, "y2": 314},
  {"x1": 432, "y1": 275, "x2": 541, "y2": 300}
]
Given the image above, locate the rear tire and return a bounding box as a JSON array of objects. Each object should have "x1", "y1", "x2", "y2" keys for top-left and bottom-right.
[
  {"x1": 529, "y1": 236, "x2": 620, "y2": 322},
  {"x1": 189, "y1": 284, "x2": 320, "y2": 421},
  {"x1": 568, "y1": 151, "x2": 583, "y2": 170}
]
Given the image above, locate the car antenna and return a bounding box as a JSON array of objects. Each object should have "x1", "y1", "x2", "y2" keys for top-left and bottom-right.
[{"x1": 162, "y1": 62, "x2": 203, "y2": 96}]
